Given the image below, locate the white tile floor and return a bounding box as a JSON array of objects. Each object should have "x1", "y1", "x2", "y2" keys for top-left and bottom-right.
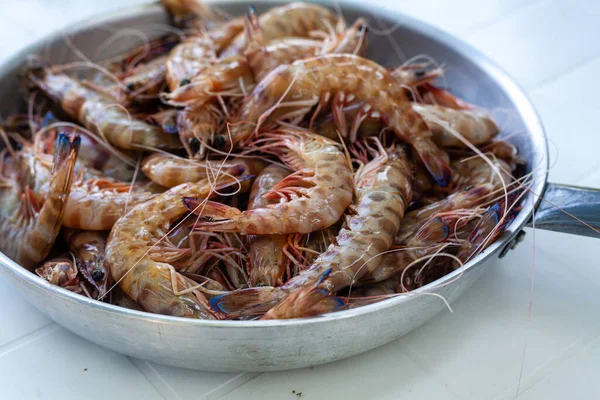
[{"x1": 0, "y1": 0, "x2": 599, "y2": 399}]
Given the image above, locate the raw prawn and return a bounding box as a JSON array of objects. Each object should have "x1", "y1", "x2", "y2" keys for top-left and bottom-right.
[
  {"x1": 0, "y1": 133, "x2": 80, "y2": 269},
  {"x1": 246, "y1": 164, "x2": 291, "y2": 287},
  {"x1": 104, "y1": 165, "x2": 251, "y2": 318},
  {"x1": 187, "y1": 129, "x2": 354, "y2": 234},
  {"x1": 26, "y1": 63, "x2": 181, "y2": 151},
  {"x1": 225, "y1": 54, "x2": 452, "y2": 186}
]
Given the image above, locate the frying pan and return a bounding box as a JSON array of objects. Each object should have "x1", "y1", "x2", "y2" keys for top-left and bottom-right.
[{"x1": 0, "y1": 1, "x2": 599, "y2": 372}]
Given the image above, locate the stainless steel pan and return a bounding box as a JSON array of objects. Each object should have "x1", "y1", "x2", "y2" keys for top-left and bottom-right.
[{"x1": 1, "y1": 1, "x2": 599, "y2": 372}]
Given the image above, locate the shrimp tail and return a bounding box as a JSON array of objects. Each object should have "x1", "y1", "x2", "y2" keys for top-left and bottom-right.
[
  {"x1": 261, "y1": 268, "x2": 344, "y2": 320},
  {"x1": 185, "y1": 200, "x2": 242, "y2": 232},
  {"x1": 209, "y1": 286, "x2": 280, "y2": 318},
  {"x1": 413, "y1": 140, "x2": 451, "y2": 187},
  {"x1": 416, "y1": 216, "x2": 450, "y2": 243}
]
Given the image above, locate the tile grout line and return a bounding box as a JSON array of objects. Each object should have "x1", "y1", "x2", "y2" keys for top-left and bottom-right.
[
  {"x1": 396, "y1": 345, "x2": 467, "y2": 400},
  {"x1": 129, "y1": 358, "x2": 184, "y2": 400},
  {"x1": 0, "y1": 323, "x2": 59, "y2": 358},
  {"x1": 492, "y1": 331, "x2": 600, "y2": 400},
  {"x1": 198, "y1": 372, "x2": 262, "y2": 400}
]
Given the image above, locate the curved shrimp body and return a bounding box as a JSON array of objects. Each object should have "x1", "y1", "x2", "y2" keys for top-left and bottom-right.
[
  {"x1": 38, "y1": 117, "x2": 136, "y2": 182},
  {"x1": 261, "y1": 145, "x2": 413, "y2": 319},
  {"x1": 220, "y1": 2, "x2": 338, "y2": 58},
  {"x1": 247, "y1": 164, "x2": 291, "y2": 287},
  {"x1": 0, "y1": 133, "x2": 80, "y2": 270},
  {"x1": 412, "y1": 104, "x2": 499, "y2": 147},
  {"x1": 189, "y1": 129, "x2": 353, "y2": 235},
  {"x1": 61, "y1": 178, "x2": 155, "y2": 230},
  {"x1": 105, "y1": 165, "x2": 250, "y2": 318},
  {"x1": 26, "y1": 67, "x2": 181, "y2": 151},
  {"x1": 227, "y1": 54, "x2": 451, "y2": 186},
  {"x1": 66, "y1": 230, "x2": 109, "y2": 297},
  {"x1": 141, "y1": 153, "x2": 266, "y2": 188}
]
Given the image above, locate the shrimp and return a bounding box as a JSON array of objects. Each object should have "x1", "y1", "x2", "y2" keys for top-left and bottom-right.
[
  {"x1": 166, "y1": 16, "x2": 367, "y2": 108},
  {"x1": 177, "y1": 104, "x2": 223, "y2": 159},
  {"x1": 0, "y1": 133, "x2": 80, "y2": 270},
  {"x1": 246, "y1": 164, "x2": 291, "y2": 287},
  {"x1": 419, "y1": 83, "x2": 475, "y2": 110},
  {"x1": 121, "y1": 55, "x2": 168, "y2": 103},
  {"x1": 104, "y1": 165, "x2": 251, "y2": 318},
  {"x1": 161, "y1": 0, "x2": 225, "y2": 30},
  {"x1": 261, "y1": 143, "x2": 413, "y2": 319},
  {"x1": 391, "y1": 63, "x2": 444, "y2": 88},
  {"x1": 141, "y1": 153, "x2": 266, "y2": 188},
  {"x1": 26, "y1": 64, "x2": 181, "y2": 151},
  {"x1": 62, "y1": 178, "x2": 155, "y2": 230},
  {"x1": 187, "y1": 129, "x2": 353, "y2": 234},
  {"x1": 219, "y1": 2, "x2": 338, "y2": 58},
  {"x1": 395, "y1": 157, "x2": 513, "y2": 244},
  {"x1": 38, "y1": 115, "x2": 136, "y2": 182},
  {"x1": 359, "y1": 214, "x2": 458, "y2": 285},
  {"x1": 164, "y1": 18, "x2": 245, "y2": 91},
  {"x1": 66, "y1": 230, "x2": 109, "y2": 298},
  {"x1": 225, "y1": 54, "x2": 452, "y2": 186},
  {"x1": 412, "y1": 104, "x2": 499, "y2": 147},
  {"x1": 209, "y1": 143, "x2": 412, "y2": 319},
  {"x1": 36, "y1": 257, "x2": 87, "y2": 295}
]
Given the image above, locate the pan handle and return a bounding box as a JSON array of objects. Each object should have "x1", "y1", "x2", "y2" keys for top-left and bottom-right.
[{"x1": 528, "y1": 182, "x2": 600, "y2": 238}]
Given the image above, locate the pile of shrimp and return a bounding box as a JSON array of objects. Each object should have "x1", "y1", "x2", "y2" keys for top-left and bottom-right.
[{"x1": 0, "y1": 1, "x2": 528, "y2": 320}]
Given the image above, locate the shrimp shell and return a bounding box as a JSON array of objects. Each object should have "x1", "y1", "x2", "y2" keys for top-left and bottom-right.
[
  {"x1": 262, "y1": 145, "x2": 413, "y2": 319},
  {"x1": 26, "y1": 66, "x2": 181, "y2": 151},
  {"x1": 188, "y1": 129, "x2": 354, "y2": 234},
  {"x1": 247, "y1": 164, "x2": 291, "y2": 287},
  {"x1": 62, "y1": 178, "x2": 155, "y2": 230},
  {"x1": 220, "y1": 2, "x2": 338, "y2": 58},
  {"x1": 105, "y1": 165, "x2": 250, "y2": 318},
  {"x1": 141, "y1": 153, "x2": 266, "y2": 188},
  {"x1": 226, "y1": 54, "x2": 451, "y2": 186},
  {"x1": 0, "y1": 133, "x2": 80, "y2": 269},
  {"x1": 412, "y1": 104, "x2": 499, "y2": 147}
]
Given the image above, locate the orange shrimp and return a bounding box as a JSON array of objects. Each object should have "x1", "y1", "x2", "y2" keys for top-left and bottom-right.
[
  {"x1": 219, "y1": 2, "x2": 338, "y2": 58},
  {"x1": 246, "y1": 164, "x2": 291, "y2": 287},
  {"x1": 165, "y1": 17, "x2": 245, "y2": 91},
  {"x1": 412, "y1": 104, "x2": 499, "y2": 147},
  {"x1": 177, "y1": 104, "x2": 223, "y2": 159},
  {"x1": 0, "y1": 133, "x2": 80, "y2": 270},
  {"x1": 225, "y1": 54, "x2": 452, "y2": 186},
  {"x1": 62, "y1": 178, "x2": 155, "y2": 230},
  {"x1": 105, "y1": 165, "x2": 251, "y2": 318},
  {"x1": 261, "y1": 144, "x2": 413, "y2": 319},
  {"x1": 186, "y1": 129, "x2": 353, "y2": 235},
  {"x1": 141, "y1": 153, "x2": 266, "y2": 188},
  {"x1": 26, "y1": 64, "x2": 181, "y2": 151}
]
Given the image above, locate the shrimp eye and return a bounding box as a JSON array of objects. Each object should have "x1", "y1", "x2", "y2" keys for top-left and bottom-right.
[
  {"x1": 126, "y1": 83, "x2": 135, "y2": 91},
  {"x1": 189, "y1": 138, "x2": 200, "y2": 153},
  {"x1": 464, "y1": 185, "x2": 474, "y2": 191},
  {"x1": 91, "y1": 269, "x2": 104, "y2": 282},
  {"x1": 212, "y1": 134, "x2": 226, "y2": 149},
  {"x1": 179, "y1": 78, "x2": 191, "y2": 87},
  {"x1": 415, "y1": 70, "x2": 425, "y2": 77}
]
